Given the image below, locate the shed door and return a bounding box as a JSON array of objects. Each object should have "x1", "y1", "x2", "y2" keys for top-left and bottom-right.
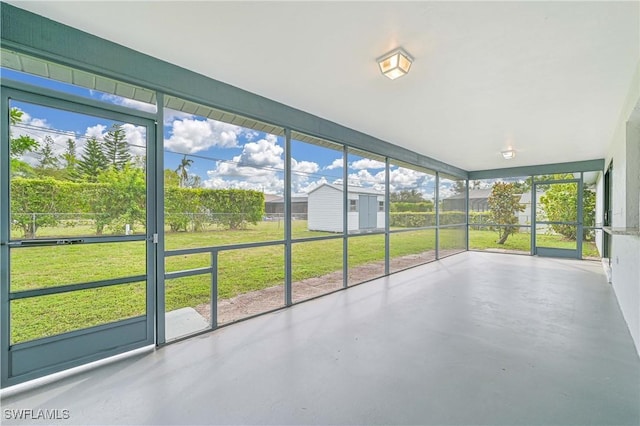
[{"x1": 358, "y1": 195, "x2": 377, "y2": 229}]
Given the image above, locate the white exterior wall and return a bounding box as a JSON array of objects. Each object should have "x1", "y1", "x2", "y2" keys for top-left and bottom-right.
[
  {"x1": 607, "y1": 61, "x2": 640, "y2": 356},
  {"x1": 377, "y1": 196, "x2": 385, "y2": 228},
  {"x1": 309, "y1": 187, "x2": 386, "y2": 232},
  {"x1": 347, "y1": 212, "x2": 359, "y2": 231},
  {"x1": 519, "y1": 201, "x2": 532, "y2": 226},
  {"x1": 308, "y1": 186, "x2": 343, "y2": 232},
  {"x1": 347, "y1": 192, "x2": 360, "y2": 231}
]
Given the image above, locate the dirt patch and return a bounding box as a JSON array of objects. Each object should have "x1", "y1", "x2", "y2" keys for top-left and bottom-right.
[{"x1": 194, "y1": 251, "x2": 438, "y2": 324}]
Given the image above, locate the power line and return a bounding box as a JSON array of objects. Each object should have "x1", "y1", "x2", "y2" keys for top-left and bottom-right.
[{"x1": 12, "y1": 123, "x2": 146, "y2": 151}]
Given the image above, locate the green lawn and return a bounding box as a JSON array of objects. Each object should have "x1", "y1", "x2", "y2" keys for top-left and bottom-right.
[
  {"x1": 9, "y1": 222, "x2": 598, "y2": 343},
  {"x1": 469, "y1": 228, "x2": 599, "y2": 257}
]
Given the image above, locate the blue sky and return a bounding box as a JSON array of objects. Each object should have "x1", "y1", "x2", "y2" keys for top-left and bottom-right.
[{"x1": 5, "y1": 68, "x2": 448, "y2": 199}]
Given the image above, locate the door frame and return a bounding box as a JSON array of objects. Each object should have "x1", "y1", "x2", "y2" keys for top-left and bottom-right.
[
  {"x1": 1, "y1": 80, "x2": 158, "y2": 387},
  {"x1": 532, "y1": 178, "x2": 583, "y2": 259}
]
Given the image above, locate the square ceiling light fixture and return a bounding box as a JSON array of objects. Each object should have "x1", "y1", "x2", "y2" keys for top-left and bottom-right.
[
  {"x1": 501, "y1": 149, "x2": 516, "y2": 160},
  {"x1": 377, "y1": 47, "x2": 413, "y2": 80}
]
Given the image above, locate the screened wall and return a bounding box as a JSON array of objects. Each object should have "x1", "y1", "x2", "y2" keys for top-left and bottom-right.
[
  {"x1": 466, "y1": 171, "x2": 604, "y2": 259},
  {"x1": 0, "y1": 42, "x2": 469, "y2": 385}
]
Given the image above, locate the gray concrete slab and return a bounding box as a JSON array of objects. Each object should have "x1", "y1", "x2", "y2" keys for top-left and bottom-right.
[
  {"x1": 2, "y1": 252, "x2": 639, "y2": 425},
  {"x1": 165, "y1": 307, "x2": 209, "y2": 341}
]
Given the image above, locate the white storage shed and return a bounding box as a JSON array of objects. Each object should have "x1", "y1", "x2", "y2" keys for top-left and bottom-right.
[{"x1": 307, "y1": 184, "x2": 385, "y2": 233}]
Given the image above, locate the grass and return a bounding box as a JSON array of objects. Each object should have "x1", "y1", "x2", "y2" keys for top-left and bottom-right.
[
  {"x1": 9, "y1": 222, "x2": 598, "y2": 343},
  {"x1": 469, "y1": 229, "x2": 599, "y2": 258}
]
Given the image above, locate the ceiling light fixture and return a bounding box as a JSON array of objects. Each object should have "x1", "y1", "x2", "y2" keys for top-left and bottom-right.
[
  {"x1": 501, "y1": 150, "x2": 516, "y2": 160},
  {"x1": 377, "y1": 47, "x2": 413, "y2": 80}
]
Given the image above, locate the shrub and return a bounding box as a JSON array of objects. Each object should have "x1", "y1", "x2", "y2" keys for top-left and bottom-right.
[
  {"x1": 389, "y1": 211, "x2": 466, "y2": 228},
  {"x1": 11, "y1": 178, "x2": 265, "y2": 237}
]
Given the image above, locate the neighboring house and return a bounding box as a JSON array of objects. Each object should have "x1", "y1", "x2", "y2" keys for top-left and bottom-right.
[
  {"x1": 518, "y1": 191, "x2": 545, "y2": 228},
  {"x1": 264, "y1": 195, "x2": 308, "y2": 219},
  {"x1": 442, "y1": 188, "x2": 493, "y2": 212},
  {"x1": 446, "y1": 189, "x2": 542, "y2": 230},
  {"x1": 308, "y1": 183, "x2": 385, "y2": 232}
]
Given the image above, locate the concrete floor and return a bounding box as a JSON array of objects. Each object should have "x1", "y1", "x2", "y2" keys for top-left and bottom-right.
[{"x1": 2, "y1": 252, "x2": 639, "y2": 425}]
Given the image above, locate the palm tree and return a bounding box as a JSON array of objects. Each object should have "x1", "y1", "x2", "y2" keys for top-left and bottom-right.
[{"x1": 175, "y1": 155, "x2": 193, "y2": 187}]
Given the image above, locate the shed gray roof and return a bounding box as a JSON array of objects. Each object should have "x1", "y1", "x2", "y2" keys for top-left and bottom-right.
[
  {"x1": 308, "y1": 183, "x2": 384, "y2": 195},
  {"x1": 264, "y1": 194, "x2": 282, "y2": 203},
  {"x1": 265, "y1": 196, "x2": 308, "y2": 204},
  {"x1": 445, "y1": 188, "x2": 493, "y2": 200}
]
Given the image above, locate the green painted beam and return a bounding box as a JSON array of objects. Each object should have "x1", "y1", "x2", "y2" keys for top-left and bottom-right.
[
  {"x1": 0, "y1": 2, "x2": 467, "y2": 178},
  {"x1": 468, "y1": 159, "x2": 604, "y2": 180}
]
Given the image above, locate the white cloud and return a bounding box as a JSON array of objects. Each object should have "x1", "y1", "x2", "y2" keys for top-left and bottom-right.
[
  {"x1": 165, "y1": 118, "x2": 242, "y2": 154},
  {"x1": 86, "y1": 124, "x2": 107, "y2": 139},
  {"x1": 348, "y1": 169, "x2": 386, "y2": 192},
  {"x1": 292, "y1": 159, "x2": 319, "y2": 175},
  {"x1": 163, "y1": 108, "x2": 194, "y2": 126},
  {"x1": 297, "y1": 177, "x2": 327, "y2": 194},
  {"x1": 204, "y1": 135, "x2": 285, "y2": 194},
  {"x1": 438, "y1": 183, "x2": 456, "y2": 200},
  {"x1": 388, "y1": 167, "x2": 436, "y2": 199},
  {"x1": 100, "y1": 94, "x2": 157, "y2": 114},
  {"x1": 244, "y1": 131, "x2": 260, "y2": 141},
  {"x1": 21, "y1": 112, "x2": 49, "y2": 130},
  {"x1": 325, "y1": 157, "x2": 344, "y2": 170},
  {"x1": 237, "y1": 134, "x2": 283, "y2": 168},
  {"x1": 204, "y1": 170, "x2": 284, "y2": 194},
  {"x1": 350, "y1": 158, "x2": 386, "y2": 170},
  {"x1": 203, "y1": 136, "x2": 321, "y2": 195},
  {"x1": 291, "y1": 159, "x2": 321, "y2": 193},
  {"x1": 121, "y1": 123, "x2": 147, "y2": 157}
]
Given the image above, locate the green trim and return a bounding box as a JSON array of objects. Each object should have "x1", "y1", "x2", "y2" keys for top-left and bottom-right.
[
  {"x1": 536, "y1": 247, "x2": 579, "y2": 259},
  {"x1": 0, "y1": 2, "x2": 467, "y2": 178},
  {"x1": 0, "y1": 75, "x2": 10, "y2": 389},
  {"x1": 7, "y1": 317, "x2": 149, "y2": 386},
  {"x1": 2, "y1": 78, "x2": 157, "y2": 122},
  {"x1": 10, "y1": 276, "x2": 147, "y2": 300},
  {"x1": 155, "y1": 93, "x2": 166, "y2": 345},
  {"x1": 469, "y1": 159, "x2": 604, "y2": 180}
]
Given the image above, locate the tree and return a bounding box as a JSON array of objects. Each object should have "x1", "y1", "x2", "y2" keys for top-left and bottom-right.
[
  {"x1": 186, "y1": 174, "x2": 202, "y2": 188},
  {"x1": 37, "y1": 136, "x2": 60, "y2": 169},
  {"x1": 62, "y1": 138, "x2": 78, "y2": 176},
  {"x1": 10, "y1": 135, "x2": 39, "y2": 159},
  {"x1": 390, "y1": 189, "x2": 424, "y2": 203},
  {"x1": 77, "y1": 137, "x2": 107, "y2": 182},
  {"x1": 103, "y1": 124, "x2": 131, "y2": 170},
  {"x1": 165, "y1": 169, "x2": 181, "y2": 187},
  {"x1": 540, "y1": 183, "x2": 595, "y2": 241},
  {"x1": 175, "y1": 155, "x2": 194, "y2": 188},
  {"x1": 9, "y1": 108, "x2": 39, "y2": 157},
  {"x1": 9, "y1": 108, "x2": 39, "y2": 176},
  {"x1": 488, "y1": 182, "x2": 525, "y2": 244},
  {"x1": 93, "y1": 165, "x2": 146, "y2": 234},
  {"x1": 452, "y1": 179, "x2": 466, "y2": 194}
]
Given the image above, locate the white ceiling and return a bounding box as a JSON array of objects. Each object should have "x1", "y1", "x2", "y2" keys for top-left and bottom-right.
[{"x1": 8, "y1": 1, "x2": 640, "y2": 172}]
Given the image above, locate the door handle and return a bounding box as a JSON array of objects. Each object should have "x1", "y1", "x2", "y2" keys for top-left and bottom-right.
[{"x1": 9, "y1": 238, "x2": 85, "y2": 247}]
